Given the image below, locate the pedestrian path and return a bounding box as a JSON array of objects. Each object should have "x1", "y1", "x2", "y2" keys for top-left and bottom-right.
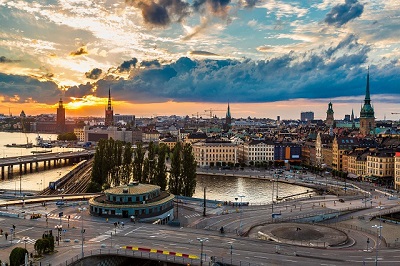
[
  {"x1": 184, "y1": 213, "x2": 200, "y2": 219},
  {"x1": 45, "y1": 213, "x2": 81, "y2": 220}
]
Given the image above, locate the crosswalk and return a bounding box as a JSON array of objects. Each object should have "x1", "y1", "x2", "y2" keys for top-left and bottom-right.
[
  {"x1": 45, "y1": 213, "x2": 81, "y2": 220},
  {"x1": 15, "y1": 237, "x2": 36, "y2": 244},
  {"x1": 184, "y1": 213, "x2": 201, "y2": 219}
]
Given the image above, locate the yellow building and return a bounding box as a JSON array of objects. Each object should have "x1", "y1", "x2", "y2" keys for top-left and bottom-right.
[
  {"x1": 347, "y1": 149, "x2": 368, "y2": 179},
  {"x1": 367, "y1": 149, "x2": 395, "y2": 185},
  {"x1": 159, "y1": 137, "x2": 177, "y2": 150},
  {"x1": 332, "y1": 137, "x2": 359, "y2": 171},
  {"x1": 74, "y1": 127, "x2": 85, "y2": 142},
  {"x1": 193, "y1": 140, "x2": 237, "y2": 167},
  {"x1": 394, "y1": 151, "x2": 400, "y2": 190}
]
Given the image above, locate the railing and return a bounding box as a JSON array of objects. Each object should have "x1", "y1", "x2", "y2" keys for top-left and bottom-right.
[{"x1": 53, "y1": 248, "x2": 259, "y2": 266}]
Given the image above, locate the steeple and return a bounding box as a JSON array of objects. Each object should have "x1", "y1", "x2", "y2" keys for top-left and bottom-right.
[
  {"x1": 107, "y1": 87, "x2": 112, "y2": 111},
  {"x1": 364, "y1": 67, "x2": 371, "y2": 105},
  {"x1": 226, "y1": 102, "x2": 231, "y2": 119},
  {"x1": 359, "y1": 68, "x2": 375, "y2": 136},
  {"x1": 224, "y1": 102, "x2": 232, "y2": 132},
  {"x1": 105, "y1": 87, "x2": 114, "y2": 126}
]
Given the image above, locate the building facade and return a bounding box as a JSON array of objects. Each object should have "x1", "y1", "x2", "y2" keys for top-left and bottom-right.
[
  {"x1": 241, "y1": 139, "x2": 275, "y2": 165},
  {"x1": 89, "y1": 182, "x2": 174, "y2": 223},
  {"x1": 301, "y1": 111, "x2": 314, "y2": 122},
  {"x1": 192, "y1": 140, "x2": 237, "y2": 167}
]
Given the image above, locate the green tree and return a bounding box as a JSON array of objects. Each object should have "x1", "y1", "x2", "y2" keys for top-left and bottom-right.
[
  {"x1": 168, "y1": 142, "x2": 182, "y2": 195},
  {"x1": 132, "y1": 142, "x2": 145, "y2": 183},
  {"x1": 9, "y1": 247, "x2": 27, "y2": 266},
  {"x1": 155, "y1": 143, "x2": 168, "y2": 190},
  {"x1": 34, "y1": 239, "x2": 45, "y2": 256},
  {"x1": 181, "y1": 143, "x2": 197, "y2": 197},
  {"x1": 121, "y1": 142, "x2": 133, "y2": 185}
]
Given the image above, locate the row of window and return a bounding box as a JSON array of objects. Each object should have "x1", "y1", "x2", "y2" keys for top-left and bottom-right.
[
  {"x1": 91, "y1": 201, "x2": 173, "y2": 216},
  {"x1": 107, "y1": 192, "x2": 159, "y2": 203}
]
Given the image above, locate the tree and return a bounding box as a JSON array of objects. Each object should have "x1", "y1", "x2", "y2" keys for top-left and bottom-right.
[
  {"x1": 120, "y1": 142, "x2": 133, "y2": 185},
  {"x1": 9, "y1": 247, "x2": 27, "y2": 266},
  {"x1": 57, "y1": 132, "x2": 77, "y2": 141},
  {"x1": 155, "y1": 143, "x2": 168, "y2": 190},
  {"x1": 181, "y1": 143, "x2": 197, "y2": 197},
  {"x1": 168, "y1": 142, "x2": 182, "y2": 195},
  {"x1": 132, "y1": 142, "x2": 145, "y2": 183}
]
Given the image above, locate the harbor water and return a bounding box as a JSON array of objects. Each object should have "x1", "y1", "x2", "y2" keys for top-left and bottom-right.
[{"x1": 0, "y1": 132, "x2": 311, "y2": 204}]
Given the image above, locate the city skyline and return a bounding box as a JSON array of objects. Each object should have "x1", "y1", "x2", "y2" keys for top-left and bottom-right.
[{"x1": 0, "y1": 0, "x2": 399, "y2": 120}]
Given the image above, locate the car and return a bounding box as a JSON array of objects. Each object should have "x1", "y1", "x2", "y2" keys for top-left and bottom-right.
[
  {"x1": 339, "y1": 199, "x2": 345, "y2": 203},
  {"x1": 56, "y1": 201, "x2": 65, "y2": 206}
]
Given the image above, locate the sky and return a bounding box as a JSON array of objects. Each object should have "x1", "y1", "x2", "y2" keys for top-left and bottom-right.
[{"x1": 0, "y1": 0, "x2": 399, "y2": 120}]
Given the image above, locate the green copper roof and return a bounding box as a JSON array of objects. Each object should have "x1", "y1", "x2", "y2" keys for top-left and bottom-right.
[{"x1": 360, "y1": 69, "x2": 375, "y2": 118}]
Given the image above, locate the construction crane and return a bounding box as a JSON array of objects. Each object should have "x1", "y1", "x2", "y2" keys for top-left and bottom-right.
[{"x1": 204, "y1": 109, "x2": 225, "y2": 119}]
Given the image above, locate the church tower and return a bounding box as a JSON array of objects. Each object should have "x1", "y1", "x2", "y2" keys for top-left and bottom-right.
[
  {"x1": 359, "y1": 69, "x2": 375, "y2": 136},
  {"x1": 223, "y1": 103, "x2": 232, "y2": 132},
  {"x1": 325, "y1": 101, "x2": 334, "y2": 127},
  {"x1": 105, "y1": 87, "x2": 114, "y2": 127},
  {"x1": 56, "y1": 98, "x2": 66, "y2": 133}
]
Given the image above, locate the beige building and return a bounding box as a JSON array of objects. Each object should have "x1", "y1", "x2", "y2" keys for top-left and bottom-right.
[
  {"x1": 347, "y1": 149, "x2": 368, "y2": 179},
  {"x1": 159, "y1": 137, "x2": 177, "y2": 150},
  {"x1": 367, "y1": 149, "x2": 395, "y2": 185},
  {"x1": 332, "y1": 137, "x2": 359, "y2": 171},
  {"x1": 315, "y1": 133, "x2": 334, "y2": 167},
  {"x1": 142, "y1": 130, "x2": 160, "y2": 142},
  {"x1": 193, "y1": 140, "x2": 237, "y2": 167},
  {"x1": 240, "y1": 139, "x2": 274, "y2": 165},
  {"x1": 394, "y1": 150, "x2": 400, "y2": 190},
  {"x1": 74, "y1": 127, "x2": 85, "y2": 142}
]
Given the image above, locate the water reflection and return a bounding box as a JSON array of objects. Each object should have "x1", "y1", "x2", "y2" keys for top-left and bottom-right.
[{"x1": 193, "y1": 175, "x2": 311, "y2": 205}]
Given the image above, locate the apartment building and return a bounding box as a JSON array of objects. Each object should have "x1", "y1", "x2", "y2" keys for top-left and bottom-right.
[
  {"x1": 367, "y1": 149, "x2": 395, "y2": 186},
  {"x1": 240, "y1": 139, "x2": 274, "y2": 165},
  {"x1": 192, "y1": 140, "x2": 237, "y2": 167}
]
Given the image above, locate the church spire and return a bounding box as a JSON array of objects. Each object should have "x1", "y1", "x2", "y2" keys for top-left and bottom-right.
[
  {"x1": 364, "y1": 66, "x2": 371, "y2": 105},
  {"x1": 107, "y1": 87, "x2": 112, "y2": 111}
]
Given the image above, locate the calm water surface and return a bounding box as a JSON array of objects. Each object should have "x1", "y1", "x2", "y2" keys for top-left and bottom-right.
[
  {"x1": 193, "y1": 174, "x2": 311, "y2": 204},
  {"x1": 0, "y1": 132, "x2": 311, "y2": 204}
]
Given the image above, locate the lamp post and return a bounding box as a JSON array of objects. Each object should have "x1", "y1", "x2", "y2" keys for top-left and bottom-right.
[
  {"x1": 372, "y1": 224, "x2": 383, "y2": 265},
  {"x1": 197, "y1": 237, "x2": 208, "y2": 266},
  {"x1": 228, "y1": 242, "x2": 233, "y2": 265},
  {"x1": 238, "y1": 195, "x2": 245, "y2": 233},
  {"x1": 54, "y1": 225, "x2": 62, "y2": 246}
]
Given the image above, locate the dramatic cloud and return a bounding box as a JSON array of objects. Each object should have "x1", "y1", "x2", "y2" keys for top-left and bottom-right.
[
  {"x1": 69, "y1": 46, "x2": 88, "y2": 56},
  {"x1": 324, "y1": 0, "x2": 364, "y2": 27},
  {"x1": 118, "y1": 58, "x2": 138, "y2": 72},
  {"x1": 85, "y1": 68, "x2": 103, "y2": 80},
  {"x1": 125, "y1": 0, "x2": 190, "y2": 26},
  {"x1": 193, "y1": 0, "x2": 231, "y2": 17},
  {"x1": 0, "y1": 73, "x2": 60, "y2": 104},
  {"x1": 87, "y1": 35, "x2": 399, "y2": 105},
  {"x1": 140, "y1": 59, "x2": 161, "y2": 68}
]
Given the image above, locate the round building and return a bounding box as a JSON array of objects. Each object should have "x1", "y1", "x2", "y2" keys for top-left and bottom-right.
[{"x1": 89, "y1": 181, "x2": 174, "y2": 223}]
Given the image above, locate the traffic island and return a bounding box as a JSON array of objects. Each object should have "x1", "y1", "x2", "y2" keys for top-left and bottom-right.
[{"x1": 250, "y1": 222, "x2": 348, "y2": 248}]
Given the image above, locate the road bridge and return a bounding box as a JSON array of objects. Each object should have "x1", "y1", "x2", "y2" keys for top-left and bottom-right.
[{"x1": 0, "y1": 150, "x2": 95, "y2": 179}]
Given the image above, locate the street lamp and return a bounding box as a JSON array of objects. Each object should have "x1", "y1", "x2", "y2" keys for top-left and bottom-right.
[
  {"x1": 372, "y1": 224, "x2": 383, "y2": 265},
  {"x1": 22, "y1": 236, "x2": 28, "y2": 250},
  {"x1": 197, "y1": 237, "x2": 208, "y2": 266},
  {"x1": 54, "y1": 225, "x2": 62, "y2": 246},
  {"x1": 238, "y1": 195, "x2": 245, "y2": 233},
  {"x1": 228, "y1": 242, "x2": 233, "y2": 265}
]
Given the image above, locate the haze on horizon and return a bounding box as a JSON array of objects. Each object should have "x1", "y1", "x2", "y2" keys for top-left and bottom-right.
[{"x1": 0, "y1": 0, "x2": 399, "y2": 120}]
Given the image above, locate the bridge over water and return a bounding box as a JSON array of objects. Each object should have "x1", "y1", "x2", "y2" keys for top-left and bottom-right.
[{"x1": 0, "y1": 150, "x2": 95, "y2": 179}]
